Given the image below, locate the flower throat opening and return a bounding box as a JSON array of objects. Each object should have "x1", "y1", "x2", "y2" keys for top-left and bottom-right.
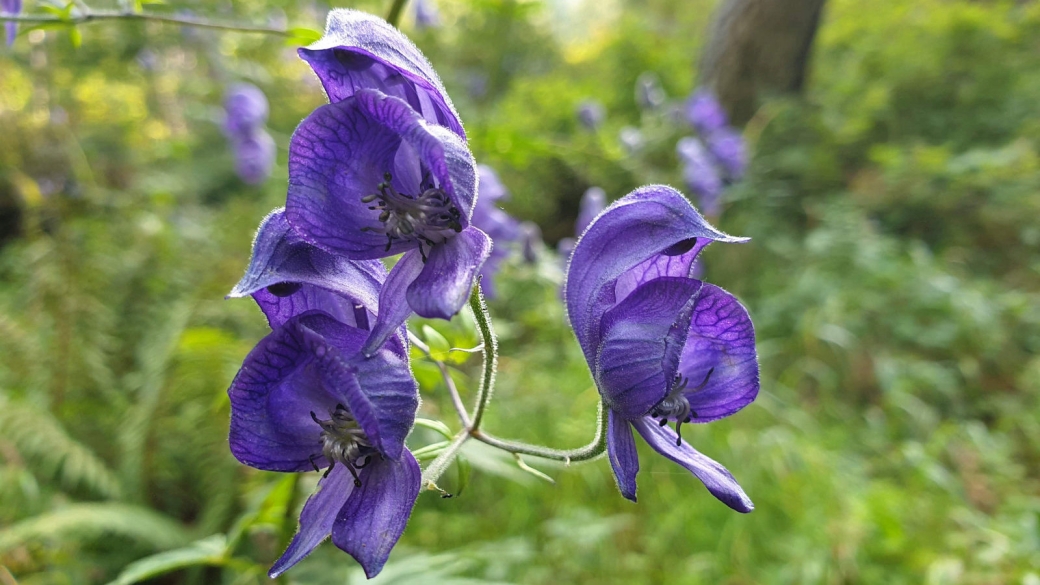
[
  {"x1": 309, "y1": 403, "x2": 373, "y2": 487},
  {"x1": 360, "y1": 171, "x2": 462, "y2": 262},
  {"x1": 649, "y1": 367, "x2": 714, "y2": 447}
]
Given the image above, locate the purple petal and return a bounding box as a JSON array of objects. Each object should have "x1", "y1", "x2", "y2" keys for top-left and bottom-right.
[
  {"x1": 685, "y1": 89, "x2": 728, "y2": 135},
  {"x1": 575, "y1": 187, "x2": 606, "y2": 236},
  {"x1": 331, "y1": 450, "x2": 421, "y2": 579},
  {"x1": 299, "y1": 8, "x2": 464, "y2": 139},
  {"x1": 233, "y1": 130, "x2": 276, "y2": 185},
  {"x1": 595, "y1": 277, "x2": 701, "y2": 419},
  {"x1": 632, "y1": 417, "x2": 753, "y2": 513},
  {"x1": 224, "y1": 83, "x2": 269, "y2": 139},
  {"x1": 228, "y1": 312, "x2": 417, "y2": 469},
  {"x1": 269, "y1": 464, "x2": 355, "y2": 578},
  {"x1": 407, "y1": 226, "x2": 491, "y2": 319},
  {"x1": 2, "y1": 0, "x2": 20, "y2": 47},
  {"x1": 286, "y1": 89, "x2": 476, "y2": 260},
  {"x1": 229, "y1": 209, "x2": 386, "y2": 328},
  {"x1": 363, "y1": 250, "x2": 424, "y2": 357},
  {"x1": 565, "y1": 185, "x2": 747, "y2": 365},
  {"x1": 607, "y1": 410, "x2": 639, "y2": 502},
  {"x1": 477, "y1": 164, "x2": 509, "y2": 203},
  {"x1": 676, "y1": 137, "x2": 723, "y2": 216},
  {"x1": 706, "y1": 127, "x2": 747, "y2": 181},
  {"x1": 678, "y1": 284, "x2": 759, "y2": 422}
]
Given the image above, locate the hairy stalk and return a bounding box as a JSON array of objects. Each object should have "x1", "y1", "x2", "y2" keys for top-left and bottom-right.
[
  {"x1": 470, "y1": 400, "x2": 608, "y2": 463},
  {"x1": 407, "y1": 332, "x2": 471, "y2": 428},
  {"x1": 418, "y1": 429, "x2": 469, "y2": 489},
  {"x1": 0, "y1": 11, "x2": 293, "y2": 36},
  {"x1": 385, "y1": 0, "x2": 410, "y2": 28},
  {"x1": 467, "y1": 283, "x2": 497, "y2": 431}
]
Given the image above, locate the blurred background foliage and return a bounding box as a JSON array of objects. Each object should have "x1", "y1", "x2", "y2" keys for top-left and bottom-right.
[{"x1": 1, "y1": 0, "x2": 1039, "y2": 583}]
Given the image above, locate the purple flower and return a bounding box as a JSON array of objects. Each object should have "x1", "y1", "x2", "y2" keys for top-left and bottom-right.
[
  {"x1": 706, "y1": 127, "x2": 747, "y2": 181},
  {"x1": 676, "y1": 137, "x2": 723, "y2": 216},
  {"x1": 685, "y1": 89, "x2": 728, "y2": 135},
  {"x1": 471, "y1": 165, "x2": 521, "y2": 298},
  {"x1": 520, "y1": 221, "x2": 542, "y2": 264},
  {"x1": 576, "y1": 187, "x2": 606, "y2": 237},
  {"x1": 635, "y1": 72, "x2": 666, "y2": 110},
  {"x1": 285, "y1": 88, "x2": 490, "y2": 355},
  {"x1": 2, "y1": 0, "x2": 21, "y2": 47},
  {"x1": 414, "y1": 0, "x2": 441, "y2": 31},
  {"x1": 619, "y1": 126, "x2": 644, "y2": 155},
  {"x1": 227, "y1": 210, "x2": 420, "y2": 579},
  {"x1": 233, "y1": 130, "x2": 276, "y2": 185},
  {"x1": 564, "y1": 185, "x2": 759, "y2": 510},
  {"x1": 224, "y1": 83, "x2": 270, "y2": 140},
  {"x1": 577, "y1": 100, "x2": 605, "y2": 131},
  {"x1": 299, "y1": 9, "x2": 465, "y2": 139}
]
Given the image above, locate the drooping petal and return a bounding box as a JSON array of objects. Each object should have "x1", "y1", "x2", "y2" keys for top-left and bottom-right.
[
  {"x1": 632, "y1": 417, "x2": 753, "y2": 513},
  {"x1": 229, "y1": 208, "x2": 385, "y2": 329},
  {"x1": 566, "y1": 185, "x2": 746, "y2": 365},
  {"x1": 595, "y1": 277, "x2": 701, "y2": 418},
  {"x1": 406, "y1": 226, "x2": 491, "y2": 319},
  {"x1": 607, "y1": 410, "x2": 639, "y2": 502},
  {"x1": 269, "y1": 464, "x2": 355, "y2": 578},
  {"x1": 228, "y1": 312, "x2": 417, "y2": 470},
  {"x1": 362, "y1": 250, "x2": 424, "y2": 357},
  {"x1": 331, "y1": 450, "x2": 421, "y2": 579},
  {"x1": 299, "y1": 8, "x2": 465, "y2": 138},
  {"x1": 678, "y1": 284, "x2": 759, "y2": 422},
  {"x1": 286, "y1": 89, "x2": 476, "y2": 260}
]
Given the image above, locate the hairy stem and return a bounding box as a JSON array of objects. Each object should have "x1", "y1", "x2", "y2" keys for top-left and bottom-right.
[
  {"x1": 419, "y1": 429, "x2": 469, "y2": 489},
  {"x1": 408, "y1": 332, "x2": 472, "y2": 428},
  {"x1": 0, "y1": 10, "x2": 293, "y2": 36},
  {"x1": 467, "y1": 282, "x2": 497, "y2": 431},
  {"x1": 471, "y1": 400, "x2": 608, "y2": 463},
  {"x1": 385, "y1": 0, "x2": 410, "y2": 28}
]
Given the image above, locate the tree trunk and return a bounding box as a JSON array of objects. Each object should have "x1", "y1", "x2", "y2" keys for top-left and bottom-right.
[{"x1": 698, "y1": 0, "x2": 827, "y2": 126}]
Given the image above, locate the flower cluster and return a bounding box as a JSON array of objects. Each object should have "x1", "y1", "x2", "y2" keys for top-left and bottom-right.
[
  {"x1": 223, "y1": 83, "x2": 276, "y2": 185},
  {"x1": 227, "y1": 9, "x2": 491, "y2": 579},
  {"x1": 227, "y1": 10, "x2": 759, "y2": 581},
  {"x1": 678, "y1": 89, "x2": 748, "y2": 216}
]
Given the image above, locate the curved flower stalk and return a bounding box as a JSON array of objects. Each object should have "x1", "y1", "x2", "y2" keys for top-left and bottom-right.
[
  {"x1": 285, "y1": 88, "x2": 490, "y2": 355},
  {"x1": 471, "y1": 165, "x2": 521, "y2": 297},
  {"x1": 299, "y1": 8, "x2": 465, "y2": 139},
  {"x1": 564, "y1": 185, "x2": 759, "y2": 511},
  {"x1": 227, "y1": 210, "x2": 420, "y2": 578}
]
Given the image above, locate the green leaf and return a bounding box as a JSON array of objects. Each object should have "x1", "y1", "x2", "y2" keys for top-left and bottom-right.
[
  {"x1": 414, "y1": 418, "x2": 454, "y2": 440},
  {"x1": 422, "y1": 325, "x2": 452, "y2": 361},
  {"x1": 286, "y1": 27, "x2": 322, "y2": 46},
  {"x1": 0, "y1": 503, "x2": 191, "y2": 553},
  {"x1": 105, "y1": 535, "x2": 228, "y2": 585},
  {"x1": 454, "y1": 452, "x2": 471, "y2": 497},
  {"x1": 67, "y1": 26, "x2": 81, "y2": 49},
  {"x1": 411, "y1": 440, "x2": 450, "y2": 462}
]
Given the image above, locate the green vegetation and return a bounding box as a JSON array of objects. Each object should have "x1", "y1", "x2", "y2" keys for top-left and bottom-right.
[{"x1": 1, "y1": 0, "x2": 1038, "y2": 583}]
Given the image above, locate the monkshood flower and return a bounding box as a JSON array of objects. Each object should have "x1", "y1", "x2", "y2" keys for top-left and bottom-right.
[
  {"x1": 299, "y1": 9, "x2": 465, "y2": 139},
  {"x1": 564, "y1": 185, "x2": 758, "y2": 510},
  {"x1": 227, "y1": 209, "x2": 419, "y2": 578},
  {"x1": 471, "y1": 165, "x2": 521, "y2": 298},
  {"x1": 414, "y1": 0, "x2": 441, "y2": 31},
  {"x1": 706, "y1": 127, "x2": 747, "y2": 181},
  {"x1": 676, "y1": 137, "x2": 723, "y2": 217},
  {"x1": 685, "y1": 88, "x2": 728, "y2": 135},
  {"x1": 233, "y1": 131, "x2": 277, "y2": 185},
  {"x1": 285, "y1": 88, "x2": 489, "y2": 356},
  {"x1": 2, "y1": 0, "x2": 21, "y2": 47},
  {"x1": 576, "y1": 186, "x2": 606, "y2": 237},
  {"x1": 577, "y1": 100, "x2": 606, "y2": 131},
  {"x1": 224, "y1": 83, "x2": 270, "y2": 139}
]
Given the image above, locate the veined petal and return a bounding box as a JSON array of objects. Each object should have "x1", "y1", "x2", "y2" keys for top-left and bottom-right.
[
  {"x1": 228, "y1": 312, "x2": 417, "y2": 470},
  {"x1": 300, "y1": 8, "x2": 465, "y2": 138},
  {"x1": 269, "y1": 464, "x2": 355, "y2": 578},
  {"x1": 363, "y1": 249, "x2": 424, "y2": 357},
  {"x1": 607, "y1": 410, "x2": 639, "y2": 502},
  {"x1": 565, "y1": 185, "x2": 747, "y2": 364},
  {"x1": 286, "y1": 90, "x2": 476, "y2": 260},
  {"x1": 632, "y1": 417, "x2": 753, "y2": 513},
  {"x1": 230, "y1": 208, "x2": 385, "y2": 328},
  {"x1": 331, "y1": 450, "x2": 421, "y2": 579},
  {"x1": 678, "y1": 284, "x2": 759, "y2": 422},
  {"x1": 407, "y1": 226, "x2": 491, "y2": 320},
  {"x1": 595, "y1": 277, "x2": 702, "y2": 419}
]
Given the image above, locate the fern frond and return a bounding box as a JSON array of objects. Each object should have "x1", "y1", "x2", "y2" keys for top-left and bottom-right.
[
  {"x1": 0, "y1": 395, "x2": 122, "y2": 499},
  {"x1": 0, "y1": 502, "x2": 191, "y2": 553}
]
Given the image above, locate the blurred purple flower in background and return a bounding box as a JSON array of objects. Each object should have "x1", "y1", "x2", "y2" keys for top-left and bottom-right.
[
  {"x1": 619, "y1": 126, "x2": 644, "y2": 155},
  {"x1": 2, "y1": 0, "x2": 21, "y2": 47},
  {"x1": 223, "y1": 83, "x2": 276, "y2": 185},
  {"x1": 520, "y1": 221, "x2": 542, "y2": 264},
  {"x1": 414, "y1": 0, "x2": 441, "y2": 30},
  {"x1": 706, "y1": 127, "x2": 747, "y2": 181},
  {"x1": 635, "y1": 72, "x2": 666, "y2": 110},
  {"x1": 685, "y1": 89, "x2": 728, "y2": 135},
  {"x1": 577, "y1": 99, "x2": 606, "y2": 131},
  {"x1": 576, "y1": 186, "x2": 606, "y2": 236},
  {"x1": 471, "y1": 165, "x2": 522, "y2": 297},
  {"x1": 676, "y1": 137, "x2": 723, "y2": 216},
  {"x1": 564, "y1": 185, "x2": 758, "y2": 509}
]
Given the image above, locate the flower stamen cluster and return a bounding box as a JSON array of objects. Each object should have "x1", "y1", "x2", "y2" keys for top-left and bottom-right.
[
  {"x1": 359, "y1": 171, "x2": 462, "y2": 260},
  {"x1": 310, "y1": 403, "x2": 373, "y2": 487},
  {"x1": 649, "y1": 368, "x2": 714, "y2": 446}
]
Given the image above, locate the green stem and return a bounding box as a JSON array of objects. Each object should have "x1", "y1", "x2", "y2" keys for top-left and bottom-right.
[
  {"x1": 385, "y1": 0, "x2": 410, "y2": 28},
  {"x1": 0, "y1": 10, "x2": 293, "y2": 36},
  {"x1": 471, "y1": 400, "x2": 608, "y2": 463},
  {"x1": 467, "y1": 283, "x2": 498, "y2": 431},
  {"x1": 408, "y1": 331, "x2": 472, "y2": 428},
  {"x1": 419, "y1": 430, "x2": 469, "y2": 489}
]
